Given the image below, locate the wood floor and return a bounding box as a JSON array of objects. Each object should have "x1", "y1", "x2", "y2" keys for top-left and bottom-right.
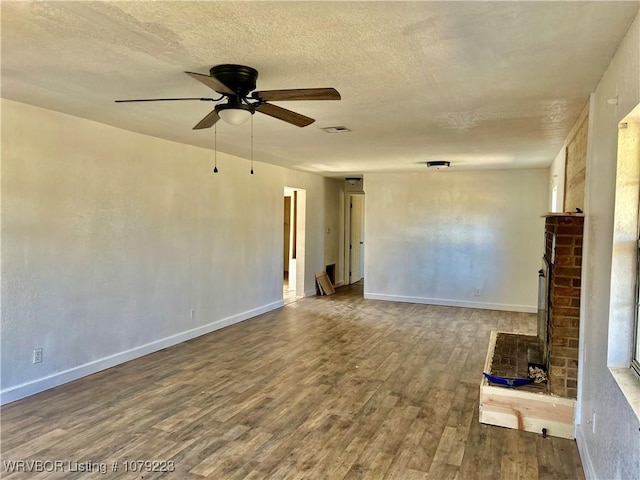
[{"x1": 1, "y1": 283, "x2": 584, "y2": 479}]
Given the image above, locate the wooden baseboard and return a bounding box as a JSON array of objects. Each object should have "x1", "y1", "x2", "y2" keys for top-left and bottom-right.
[
  {"x1": 363, "y1": 293, "x2": 537, "y2": 313},
  {"x1": 0, "y1": 300, "x2": 284, "y2": 405}
]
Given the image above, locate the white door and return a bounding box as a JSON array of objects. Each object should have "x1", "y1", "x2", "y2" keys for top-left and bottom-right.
[{"x1": 349, "y1": 195, "x2": 365, "y2": 284}]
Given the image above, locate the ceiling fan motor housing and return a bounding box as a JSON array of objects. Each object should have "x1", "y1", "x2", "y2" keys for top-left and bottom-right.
[{"x1": 209, "y1": 64, "x2": 258, "y2": 96}]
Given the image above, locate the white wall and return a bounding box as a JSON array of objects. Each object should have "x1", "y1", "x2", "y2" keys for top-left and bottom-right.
[
  {"x1": 323, "y1": 178, "x2": 344, "y2": 284},
  {"x1": 364, "y1": 169, "x2": 548, "y2": 312},
  {"x1": 576, "y1": 10, "x2": 640, "y2": 480},
  {"x1": 0, "y1": 99, "x2": 343, "y2": 403}
]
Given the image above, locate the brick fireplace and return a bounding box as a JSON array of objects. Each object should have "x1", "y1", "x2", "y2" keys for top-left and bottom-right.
[
  {"x1": 479, "y1": 213, "x2": 584, "y2": 438},
  {"x1": 540, "y1": 214, "x2": 584, "y2": 398}
]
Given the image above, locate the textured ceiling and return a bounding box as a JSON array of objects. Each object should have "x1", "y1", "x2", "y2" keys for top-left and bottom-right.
[{"x1": 2, "y1": 1, "x2": 638, "y2": 177}]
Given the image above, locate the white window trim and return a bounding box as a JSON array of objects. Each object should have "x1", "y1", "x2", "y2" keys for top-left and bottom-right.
[{"x1": 633, "y1": 229, "x2": 640, "y2": 377}]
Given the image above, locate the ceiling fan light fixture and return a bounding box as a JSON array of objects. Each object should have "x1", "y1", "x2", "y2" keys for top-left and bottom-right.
[
  {"x1": 216, "y1": 103, "x2": 254, "y2": 125},
  {"x1": 426, "y1": 161, "x2": 450, "y2": 169},
  {"x1": 117, "y1": 65, "x2": 341, "y2": 129}
]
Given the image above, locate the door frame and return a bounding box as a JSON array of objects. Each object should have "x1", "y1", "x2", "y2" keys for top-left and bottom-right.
[
  {"x1": 284, "y1": 186, "x2": 306, "y2": 298},
  {"x1": 344, "y1": 192, "x2": 365, "y2": 285}
]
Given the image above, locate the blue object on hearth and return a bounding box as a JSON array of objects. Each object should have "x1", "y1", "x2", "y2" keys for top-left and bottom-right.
[{"x1": 483, "y1": 372, "x2": 533, "y2": 388}]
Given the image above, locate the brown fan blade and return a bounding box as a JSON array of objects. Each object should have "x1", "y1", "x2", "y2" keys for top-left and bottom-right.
[
  {"x1": 185, "y1": 71, "x2": 235, "y2": 96},
  {"x1": 252, "y1": 88, "x2": 340, "y2": 102},
  {"x1": 115, "y1": 97, "x2": 216, "y2": 103},
  {"x1": 193, "y1": 109, "x2": 221, "y2": 130},
  {"x1": 255, "y1": 103, "x2": 315, "y2": 127}
]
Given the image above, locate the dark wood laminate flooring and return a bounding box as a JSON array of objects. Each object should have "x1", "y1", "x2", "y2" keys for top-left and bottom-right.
[{"x1": 0, "y1": 282, "x2": 584, "y2": 479}]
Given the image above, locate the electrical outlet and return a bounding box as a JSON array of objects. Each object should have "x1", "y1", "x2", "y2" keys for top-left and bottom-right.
[
  {"x1": 190, "y1": 309, "x2": 195, "y2": 320},
  {"x1": 33, "y1": 348, "x2": 43, "y2": 364},
  {"x1": 474, "y1": 287, "x2": 481, "y2": 296}
]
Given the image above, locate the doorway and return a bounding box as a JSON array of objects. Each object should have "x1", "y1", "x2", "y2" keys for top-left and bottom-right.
[
  {"x1": 348, "y1": 194, "x2": 365, "y2": 285},
  {"x1": 284, "y1": 187, "x2": 306, "y2": 303}
]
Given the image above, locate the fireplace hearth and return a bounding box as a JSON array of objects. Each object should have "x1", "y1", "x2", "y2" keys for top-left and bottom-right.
[{"x1": 478, "y1": 213, "x2": 584, "y2": 439}]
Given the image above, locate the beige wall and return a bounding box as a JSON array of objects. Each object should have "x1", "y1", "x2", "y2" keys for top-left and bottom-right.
[
  {"x1": 363, "y1": 169, "x2": 548, "y2": 312},
  {"x1": 576, "y1": 10, "x2": 640, "y2": 479},
  {"x1": 549, "y1": 146, "x2": 566, "y2": 212},
  {"x1": 1, "y1": 99, "x2": 343, "y2": 403},
  {"x1": 323, "y1": 178, "x2": 344, "y2": 283}
]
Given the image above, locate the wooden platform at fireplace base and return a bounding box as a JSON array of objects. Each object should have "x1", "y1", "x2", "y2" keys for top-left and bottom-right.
[{"x1": 479, "y1": 331, "x2": 575, "y2": 439}]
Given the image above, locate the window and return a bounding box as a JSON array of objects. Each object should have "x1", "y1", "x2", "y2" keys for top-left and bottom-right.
[
  {"x1": 551, "y1": 184, "x2": 559, "y2": 212},
  {"x1": 608, "y1": 104, "x2": 640, "y2": 421},
  {"x1": 634, "y1": 207, "x2": 640, "y2": 377},
  {"x1": 609, "y1": 105, "x2": 640, "y2": 373}
]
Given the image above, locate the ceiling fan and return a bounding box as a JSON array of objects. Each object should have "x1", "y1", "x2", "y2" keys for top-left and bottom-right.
[{"x1": 115, "y1": 64, "x2": 341, "y2": 129}]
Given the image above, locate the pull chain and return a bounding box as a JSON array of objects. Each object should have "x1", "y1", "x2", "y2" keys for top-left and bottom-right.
[
  {"x1": 250, "y1": 115, "x2": 254, "y2": 175},
  {"x1": 213, "y1": 123, "x2": 219, "y2": 173}
]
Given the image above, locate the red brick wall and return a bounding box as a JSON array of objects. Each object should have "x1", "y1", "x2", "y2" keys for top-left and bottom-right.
[{"x1": 545, "y1": 215, "x2": 584, "y2": 398}]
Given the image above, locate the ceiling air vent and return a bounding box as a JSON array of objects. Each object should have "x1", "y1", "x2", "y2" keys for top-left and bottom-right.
[
  {"x1": 426, "y1": 161, "x2": 450, "y2": 169},
  {"x1": 321, "y1": 126, "x2": 351, "y2": 133}
]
